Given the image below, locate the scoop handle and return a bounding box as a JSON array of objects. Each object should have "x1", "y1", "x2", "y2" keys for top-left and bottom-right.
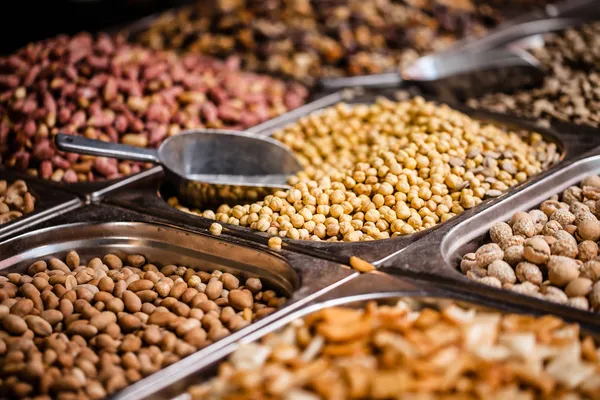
[
  {"x1": 54, "y1": 134, "x2": 160, "y2": 164},
  {"x1": 318, "y1": 72, "x2": 403, "y2": 91}
]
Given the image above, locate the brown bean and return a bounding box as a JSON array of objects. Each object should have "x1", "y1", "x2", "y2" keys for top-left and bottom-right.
[
  {"x1": 106, "y1": 297, "x2": 124, "y2": 314},
  {"x1": 24, "y1": 315, "x2": 52, "y2": 337},
  {"x1": 41, "y1": 291, "x2": 59, "y2": 310},
  {"x1": 147, "y1": 311, "x2": 177, "y2": 327},
  {"x1": 48, "y1": 258, "x2": 70, "y2": 273},
  {"x1": 154, "y1": 281, "x2": 170, "y2": 297},
  {"x1": 122, "y1": 352, "x2": 141, "y2": 370},
  {"x1": 103, "y1": 254, "x2": 123, "y2": 270},
  {"x1": 98, "y1": 276, "x2": 115, "y2": 293},
  {"x1": 205, "y1": 279, "x2": 223, "y2": 300},
  {"x1": 221, "y1": 273, "x2": 240, "y2": 290},
  {"x1": 181, "y1": 288, "x2": 198, "y2": 304},
  {"x1": 94, "y1": 291, "x2": 113, "y2": 303},
  {"x1": 118, "y1": 313, "x2": 142, "y2": 332},
  {"x1": 122, "y1": 290, "x2": 142, "y2": 313},
  {"x1": 66, "y1": 320, "x2": 98, "y2": 338},
  {"x1": 228, "y1": 289, "x2": 254, "y2": 311},
  {"x1": 3, "y1": 314, "x2": 27, "y2": 335},
  {"x1": 143, "y1": 325, "x2": 162, "y2": 345},
  {"x1": 0, "y1": 304, "x2": 9, "y2": 320},
  {"x1": 88, "y1": 257, "x2": 103, "y2": 270},
  {"x1": 65, "y1": 251, "x2": 80, "y2": 269},
  {"x1": 59, "y1": 299, "x2": 74, "y2": 319},
  {"x1": 169, "y1": 282, "x2": 188, "y2": 299},
  {"x1": 90, "y1": 311, "x2": 117, "y2": 330},
  {"x1": 41, "y1": 309, "x2": 63, "y2": 326},
  {"x1": 184, "y1": 327, "x2": 207, "y2": 347},
  {"x1": 136, "y1": 290, "x2": 158, "y2": 303},
  {"x1": 114, "y1": 280, "x2": 127, "y2": 298},
  {"x1": 126, "y1": 254, "x2": 146, "y2": 268},
  {"x1": 10, "y1": 298, "x2": 34, "y2": 316},
  {"x1": 119, "y1": 335, "x2": 142, "y2": 355},
  {"x1": 128, "y1": 279, "x2": 154, "y2": 292},
  {"x1": 172, "y1": 301, "x2": 190, "y2": 317},
  {"x1": 28, "y1": 261, "x2": 47, "y2": 275}
]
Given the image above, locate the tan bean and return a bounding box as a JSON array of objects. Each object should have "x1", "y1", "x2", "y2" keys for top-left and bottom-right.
[
  {"x1": 0, "y1": 304, "x2": 9, "y2": 320},
  {"x1": 65, "y1": 251, "x2": 80, "y2": 270},
  {"x1": 228, "y1": 289, "x2": 254, "y2": 311},
  {"x1": 143, "y1": 325, "x2": 162, "y2": 345},
  {"x1": 24, "y1": 315, "x2": 52, "y2": 337},
  {"x1": 120, "y1": 334, "x2": 142, "y2": 353},
  {"x1": 184, "y1": 327, "x2": 208, "y2": 347},
  {"x1": 28, "y1": 260, "x2": 47, "y2": 275},
  {"x1": 10, "y1": 298, "x2": 34, "y2": 316},
  {"x1": 118, "y1": 313, "x2": 142, "y2": 332},
  {"x1": 169, "y1": 282, "x2": 188, "y2": 299},
  {"x1": 128, "y1": 279, "x2": 154, "y2": 292},
  {"x1": 147, "y1": 311, "x2": 177, "y2": 327},
  {"x1": 126, "y1": 254, "x2": 146, "y2": 268},
  {"x1": 205, "y1": 279, "x2": 223, "y2": 300},
  {"x1": 41, "y1": 309, "x2": 63, "y2": 326},
  {"x1": 94, "y1": 291, "x2": 113, "y2": 303},
  {"x1": 172, "y1": 301, "x2": 190, "y2": 317},
  {"x1": 136, "y1": 290, "x2": 158, "y2": 303},
  {"x1": 90, "y1": 311, "x2": 117, "y2": 330},
  {"x1": 106, "y1": 297, "x2": 125, "y2": 313},
  {"x1": 103, "y1": 254, "x2": 123, "y2": 270},
  {"x1": 66, "y1": 320, "x2": 98, "y2": 338},
  {"x1": 113, "y1": 280, "x2": 127, "y2": 298},
  {"x1": 123, "y1": 290, "x2": 142, "y2": 312},
  {"x1": 59, "y1": 299, "x2": 73, "y2": 319},
  {"x1": 3, "y1": 314, "x2": 27, "y2": 335}
]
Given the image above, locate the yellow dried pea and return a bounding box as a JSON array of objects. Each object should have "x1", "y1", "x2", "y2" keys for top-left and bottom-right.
[
  {"x1": 170, "y1": 97, "x2": 558, "y2": 242},
  {"x1": 189, "y1": 300, "x2": 600, "y2": 399}
]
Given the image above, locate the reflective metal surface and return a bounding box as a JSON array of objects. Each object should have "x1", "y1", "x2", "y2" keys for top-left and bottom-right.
[
  {"x1": 55, "y1": 130, "x2": 302, "y2": 207},
  {"x1": 379, "y1": 151, "x2": 600, "y2": 332},
  {"x1": 97, "y1": 91, "x2": 600, "y2": 265},
  {"x1": 0, "y1": 203, "x2": 356, "y2": 400},
  {"x1": 130, "y1": 272, "x2": 600, "y2": 400}
]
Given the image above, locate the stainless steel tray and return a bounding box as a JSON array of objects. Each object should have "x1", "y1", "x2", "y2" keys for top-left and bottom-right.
[
  {"x1": 0, "y1": 203, "x2": 356, "y2": 400},
  {"x1": 96, "y1": 90, "x2": 600, "y2": 265},
  {"x1": 127, "y1": 272, "x2": 600, "y2": 400},
  {"x1": 0, "y1": 168, "x2": 82, "y2": 240},
  {"x1": 379, "y1": 152, "x2": 600, "y2": 330}
]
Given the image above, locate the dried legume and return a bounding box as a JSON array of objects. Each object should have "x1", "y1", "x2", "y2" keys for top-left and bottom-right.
[
  {"x1": 0, "y1": 179, "x2": 35, "y2": 224},
  {"x1": 0, "y1": 251, "x2": 285, "y2": 398},
  {"x1": 461, "y1": 173, "x2": 600, "y2": 312},
  {"x1": 133, "y1": 0, "x2": 524, "y2": 86},
  {"x1": 469, "y1": 22, "x2": 600, "y2": 128},
  {"x1": 170, "y1": 97, "x2": 558, "y2": 242},
  {"x1": 0, "y1": 33, "x2": 307, "y2": 182},
  {"x1": 189, "y1": 299, "x2": 600, "y2": 399}
]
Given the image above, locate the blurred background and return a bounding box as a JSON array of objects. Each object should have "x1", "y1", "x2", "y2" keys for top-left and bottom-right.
[{"x1": 1, "y1": 0, "x2": 190, "y2": 55}]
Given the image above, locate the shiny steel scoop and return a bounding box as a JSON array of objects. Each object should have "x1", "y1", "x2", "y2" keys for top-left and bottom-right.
[
  {"x1": 55, "y1": 130, "x2": 302, "y2": 207},
  {"x1": 318, "y1": 46, "x2": 545, "y2": 103},
  {"x1": 318, "y1": 0, "x2": 600, "y2": 101}
]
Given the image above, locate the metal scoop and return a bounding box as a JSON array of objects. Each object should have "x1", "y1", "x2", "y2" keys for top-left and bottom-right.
[
  {"x1": 55, "y1": 130, "x2": 302, "y2": 207},
  {"x1": 318, "y1": 46, "x2": 545, "y2": 104}
]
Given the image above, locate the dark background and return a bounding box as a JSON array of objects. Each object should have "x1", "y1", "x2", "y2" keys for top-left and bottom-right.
[{"x1": 1, "y1": 0, "x2": 191, "y2": 55}]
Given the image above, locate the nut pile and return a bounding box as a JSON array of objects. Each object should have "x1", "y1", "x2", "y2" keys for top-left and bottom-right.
[
  {"x1": 0, "y1": 251, "x2": 285, "y2": 399},
  {"x1": 468, "y1": 22, "x2": 600, "y2": 128},
  {"x1": 0, "y1": 179, "x2": 35, "y2": 224},
  {"x1": 170, "y1": 97, "x2": 559, "y2": 242},
  {"x1": 189, "y1": 299, "x2": 600, "y2": 399},
  {"x1": 0, "y1": 33, "x2": 308, "y2": 183},
  {"x1": 134, "y1": 0, "x2": 509, "y2": 85},
  {"x1": 461, "y1": 174, "x2": 600, "y2": 312}
]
